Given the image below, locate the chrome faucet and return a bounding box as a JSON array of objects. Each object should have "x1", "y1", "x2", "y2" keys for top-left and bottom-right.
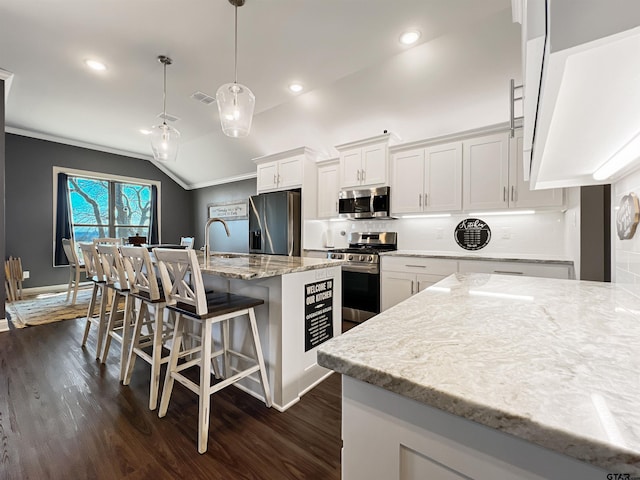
[{"x1": 204, "y1": 217, "x2": 230, "y2": 268}]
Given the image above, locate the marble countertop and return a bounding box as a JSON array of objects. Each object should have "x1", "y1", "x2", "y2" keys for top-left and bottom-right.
[
  {"x1": 199, "y1": 252, "x2": 347, "y2": 280},
  {"x1": 381, "y1": 250, "x2": 574, "y2": 265},
  {"x1": 317, "y1": 273, "x2": 640, "y2": 474}
]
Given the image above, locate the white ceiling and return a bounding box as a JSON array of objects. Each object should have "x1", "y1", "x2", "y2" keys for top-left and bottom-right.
[{"x1": 0, "y1": 0, "x2": 520, "y2": 189}]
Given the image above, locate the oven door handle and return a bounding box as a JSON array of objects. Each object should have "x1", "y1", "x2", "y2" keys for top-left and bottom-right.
[{"x1": 342, "y1": 263, "x2": 379, "y2": 274}]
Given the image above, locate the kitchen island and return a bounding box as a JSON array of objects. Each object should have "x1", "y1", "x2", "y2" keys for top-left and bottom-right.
[
  {"x1": 200, "y1": 253, "x2": 345, "y2": 411},
  {"x1": 318, "y1": 273, "x2": 640, "y2": 478}
]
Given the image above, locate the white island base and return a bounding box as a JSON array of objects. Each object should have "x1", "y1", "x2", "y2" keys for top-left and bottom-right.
[
  {"x1": 342, "y1": 377, "x2": 607, "y2": 480},
  {"x1": 203, "y1": 265, "x2": 342, "y2": 411}
]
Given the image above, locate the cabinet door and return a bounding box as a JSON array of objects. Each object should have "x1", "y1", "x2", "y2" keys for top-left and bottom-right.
[
  {"x1": 463, "y1": 133, "x2": 509, "y2": 210},
  {"x1": 381, "y1": 271, "x2": 415, "y2": 311},
  {"x1": 256, "y1": 161, "x2": 279, "y2": 192},
  {"x1": 277, "y1": 155, "x2": 304, "y2": 190},
  {"x1": 341, "y1": 148, "x2": 363, "y2": 188},
  {"x1": 391, "y1": 149, "x2": 425, "y2": 215},
  {"x1": 317, "y1": 163, "x2": 339, "y2": 218},
  {"x1": 425, "y1": 142, "x2": 462, "y2": 212},
  {"x1": 416, "y1": 273, "x2": 449, "y2": 292},
  {"x1": 361, "y1": 143, "x2": 388, "y2": 186},
  {"x1": 509, "y1": 131, "x2": 564, "y2": 208}
]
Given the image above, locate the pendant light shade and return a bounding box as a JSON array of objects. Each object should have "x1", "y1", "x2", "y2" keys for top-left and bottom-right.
[
  {"x1": 217, "y1": 0, "x2": 254, "y2": 138},
  {"x1": 150, "y1": 55, "x2": 180, "y2": 162}
]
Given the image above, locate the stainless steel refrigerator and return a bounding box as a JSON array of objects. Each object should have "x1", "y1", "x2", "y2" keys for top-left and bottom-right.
[{"x1": 249, "y1": 190, "x2": 301, "y2": 256}]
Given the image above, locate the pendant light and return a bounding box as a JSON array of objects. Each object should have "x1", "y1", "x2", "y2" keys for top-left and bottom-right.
[
  {"x1": 216, "y1": 0, "x2": 255, "y2": 138},
  {"x1": 150, "y1": 55, "x2": 180, "y2": 162}
]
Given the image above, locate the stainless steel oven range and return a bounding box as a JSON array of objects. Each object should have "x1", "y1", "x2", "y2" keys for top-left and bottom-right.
[{"x1": 328, "y1": 232, "x2": 397, "y2": 323}]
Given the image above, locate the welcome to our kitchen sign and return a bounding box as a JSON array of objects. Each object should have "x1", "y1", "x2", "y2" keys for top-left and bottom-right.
[{"x1": 304, "y1": 279, "x2": 334, "y2": 352}]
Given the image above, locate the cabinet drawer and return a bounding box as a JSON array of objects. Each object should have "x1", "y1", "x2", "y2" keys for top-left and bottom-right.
[
  {"x1": 382, "y1": 256, "x2": 458, "y2": 275},
  {"x1": 458, "y1": 260, "x2": 572, "y2": 279}
]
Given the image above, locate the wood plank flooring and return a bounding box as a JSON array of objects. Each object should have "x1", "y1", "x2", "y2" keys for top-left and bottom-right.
[{"x1": 0, "y1": 317, "x2": 342, "y2": 479}]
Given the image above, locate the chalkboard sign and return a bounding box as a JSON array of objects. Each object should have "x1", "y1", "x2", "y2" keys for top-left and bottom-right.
[
  {"x1": 616, "y1": 192, "x2": 640, "y2": 240},
  {"x1": 454, "y1": 218, "x2": 491, "y2": 250},
  {"x1": 304, "y1": 279, "x2": 334, "y2": 352}
]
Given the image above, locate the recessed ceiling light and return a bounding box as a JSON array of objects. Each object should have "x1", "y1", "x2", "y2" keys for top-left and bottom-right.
[
  {"x1": 288, "y1": 83, "x2": 303, "y2": 93},
  {"x1": 85, "y1": 59, "x2": 107, "y2": 71},
  {"x1": 139, "y1": 129, "x2": 152, "y2": 135},
  {"x1": 399, "y1": 30, "x2": 421, "y2": 46}
]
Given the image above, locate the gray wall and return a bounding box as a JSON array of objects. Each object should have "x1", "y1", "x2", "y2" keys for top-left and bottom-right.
[
  {"x1": 5, "y1": 133, "x2": 194, "y2": 288},
  {"x1": 192, "y1": 178, "x2": 256, "y2": 253},
  {"x1": 1, "y1": 81, "x2": 5, "y2": 316}
]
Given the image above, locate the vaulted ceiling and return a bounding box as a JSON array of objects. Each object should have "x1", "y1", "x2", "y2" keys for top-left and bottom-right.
[{"x1": 0, "y1": 0, "x2": 520, "y2": 189}]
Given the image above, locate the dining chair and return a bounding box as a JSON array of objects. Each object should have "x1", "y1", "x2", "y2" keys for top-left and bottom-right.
[
  {"x1": 78, "y1": 242, "x2": 110, "y2": 359},
  {"x1": 120, "y1": 245, "x2": 174, "y2": 409},
  {"x1": 96, "y1": 244, "x2": 135, "y2": 381},
  {"x1": 153, "y1": 247, "x2": 272, "y2": 454},
  {"x1": 61, "y1": 238, "x2": 86, "y2": 305},
  {"x1": 180, "y1": 236, "x2": 195, "y2": 249},
  {"x1": 93, "y1": 237, "x2": 122, "y2": 246}
]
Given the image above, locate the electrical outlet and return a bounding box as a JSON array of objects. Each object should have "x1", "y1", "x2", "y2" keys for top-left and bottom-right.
[
  {"x1": 436, "y1": 228, "x2": 443, "y2": 239},
  {"x1": 501, "y1": 227, "x2": 511, "y2": 240},
  {"x1": 23, "y1": 270, "x2": 30, "y2": 279}
]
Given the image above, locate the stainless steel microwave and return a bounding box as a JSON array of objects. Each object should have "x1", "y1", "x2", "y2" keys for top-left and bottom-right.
[{"x1": 338, "y1": 186, "x2": 391, "y2": 219}]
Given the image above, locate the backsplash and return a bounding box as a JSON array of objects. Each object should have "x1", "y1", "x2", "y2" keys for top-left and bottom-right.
[
  {"x1": 612, "y1": 168, "x2": 640, "y2": 298},
  {"x1": 306, "y1": 210, "x2": 571, "y2": 257}
]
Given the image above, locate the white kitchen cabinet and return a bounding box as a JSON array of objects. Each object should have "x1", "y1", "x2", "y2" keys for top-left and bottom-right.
[
  {"x1": 256, "y1": 155, "x2": 303, "y2": 193},
  {"x1": 463, "y1": 130, "x2": 563, "y2": 211},
  {"x1": 336, "y1": 133, "x2": 393, "y2": 188},
  {"x1": 316, "y1": 158, "x2": 339, "y2": 218},
  {"x1": 381, "y1": 256, "x2": 458, "y2": 311},
  {"x1": 391, "y1": 142, "x2": 462, "y2": 215},
  {"x1": 458, "y1": 260, "x2": 573, "y2": 279}
]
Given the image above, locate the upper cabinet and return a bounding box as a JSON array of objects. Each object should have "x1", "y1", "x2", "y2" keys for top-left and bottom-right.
[
  {"x1": 463, "y1": 130, "x2": 563, "y2": 211},
  {"x1": 390, "y1": 141, "x2": 462, "y2": 215},
  {"x1": 336, "y1": 133, "x2": 394, "y2": 188},
  {"x1": 521, "y1": 0, "x2": 640, "y2": 188},
  {"x1": 255, "y1": 147, "x2": 317, "y2": 194},
  {"x1": 316, "y1": 158, "x2": 339, "y2": 218}
]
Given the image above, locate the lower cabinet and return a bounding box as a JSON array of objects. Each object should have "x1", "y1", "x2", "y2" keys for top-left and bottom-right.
[{"x1": 381, "y1": 257, "x2": 458, "y2": 311}]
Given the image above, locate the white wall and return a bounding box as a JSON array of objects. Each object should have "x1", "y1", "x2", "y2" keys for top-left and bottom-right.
[{"x1": 611, "y1": 167, "x2": 640, "y2": 297}]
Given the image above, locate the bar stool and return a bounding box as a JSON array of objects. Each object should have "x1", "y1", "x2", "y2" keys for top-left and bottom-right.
[
  {"x1": 96, "y1": 244, "x2": 135, "y2": 381},
  {"x1": 61, "y1": 238, "x2": 86, "y2": 305},
  {"x1": 120, "y1": 245, "x2": 174, "y2": 409},
  {"x1": 78, "y1": 242, "x2": 110, "y2": 359},
  {"x1": 153, "y1": 247, "x2": 272, "y2": 454}
]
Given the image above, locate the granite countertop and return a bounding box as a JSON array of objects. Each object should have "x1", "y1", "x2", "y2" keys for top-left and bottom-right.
[
  {"x1": 199, "y1": 252, "x2": 347, "y2": 280},
  {"x1": 317, "y1": 273, "x2": 640, "y2": 474},
  {"x1": 381, "y1": 250, "x2": 574, "y2": 265}
]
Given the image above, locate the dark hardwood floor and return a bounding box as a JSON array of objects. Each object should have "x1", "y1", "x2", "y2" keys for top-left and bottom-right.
[{"x1": 0, "y1": 317, "x2": 343, "y2": 480}]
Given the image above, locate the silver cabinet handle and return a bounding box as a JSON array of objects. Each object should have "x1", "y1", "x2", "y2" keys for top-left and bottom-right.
[
  {"x1": 425, "y1": 192, "x2": 428, "y2": 207},
  {"x1": 405, "y1": 264, "x2": 427, "y2": 268},
  {"x1": 410, "y1": 280, "x2": 415, "y2": 295},
  {"x1": 278, "y1": 174, "x2": 281, "y2": 184},
  {"x1": 416, "y1": 280, "x2": 421, "y2": 292},
  {"x1": 511, "y1": 186, "x2": 515, "y2": 202},
  {"x1": 273, "y1": 174, "x2": 277, "y2": 184},
  {"x1": 503, "y1": 186, "x2": 507, "y2": 202},
  {"x1": 357, "y1": 169, "x2": 361, "y2": 181},
  {"x1": 418, "y1": 194, "x2": 422, "y2": 207},
  {"x1": 362, "y1": 169, "x2": 366, "y2": 181},
  {"x1": 493, "y1": 270, "x2": 524, "y2": 275},
  {"x1": 335, "y1": 200, "x2": 338, "y2": 213}
]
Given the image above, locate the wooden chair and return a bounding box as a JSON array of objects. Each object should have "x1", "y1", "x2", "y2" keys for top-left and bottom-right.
[
  {"x1": 61, "y1": 238, "x2": 86, "y2": 305},
  {"x1": 120, "y1": 245, "x2": 174, "y2": 409},
  {"x1": 154, "y1": 247, "x2": 272, "y2": 454},
  {"x1": 4, "y1": 256, "x2": 23, "y2": 302},
  {"x1": 78, "y1": 242, "x2": 110, "y2": 359},
  {"x1": 96, "y1": 244, "x2": 135, "y2": 381},
  {"x1": 180, "y1": 236, "x2": 195, "y2": 249}
]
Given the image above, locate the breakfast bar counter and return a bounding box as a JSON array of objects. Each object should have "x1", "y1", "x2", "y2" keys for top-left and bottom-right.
[
  {"x1": 200, "y1": 252, "x2": 346, "y2": 411},
  {"x1": 318, "y1": 273, "x2": 640, "y2": 478}
]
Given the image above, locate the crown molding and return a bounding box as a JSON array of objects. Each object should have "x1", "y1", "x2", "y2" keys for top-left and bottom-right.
[{"x1": 0, "y1": 68, "x2": 14, "y2": 103}]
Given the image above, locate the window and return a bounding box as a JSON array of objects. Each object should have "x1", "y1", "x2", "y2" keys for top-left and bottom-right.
[{"x1": 68, "y1": 176, "x2": 152, "y2": 242}]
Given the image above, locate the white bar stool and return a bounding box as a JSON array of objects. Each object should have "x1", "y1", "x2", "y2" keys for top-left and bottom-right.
[
  {"x1": 78, "y1": 242, "x2": 109, "y2": 359},
  {"x1": 153, "y1": 247, "x2": 272, "y2": 454}
]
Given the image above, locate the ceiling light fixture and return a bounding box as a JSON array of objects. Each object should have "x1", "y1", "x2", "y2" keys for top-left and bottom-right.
[
  {"x1": 216, "y1": 0, "x2": 255, "y2": 138},
  {"x1": 85, "y1": 59, "x2": 107, "y2": 71},
  {"x1": 399, "y1": 30, "x2": 421, "y2": 45},
  {"x1": 150, "y1": 55, "x2": 180, "y2": 163},
  {"x1": 289, "y1": 83, "x2": 303, "y2": 93},
  {"x1": 593, "y1": 130, "x2": 640, "y2": 181}
]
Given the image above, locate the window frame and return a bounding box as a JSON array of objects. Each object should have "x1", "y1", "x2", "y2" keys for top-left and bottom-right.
[{"x1": 52, "y1": 166, "x2": 162, "y2": 267}]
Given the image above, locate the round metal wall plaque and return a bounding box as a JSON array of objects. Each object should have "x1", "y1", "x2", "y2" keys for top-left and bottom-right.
[
  {"x1": 616, "y1": 192, "x2": 640, "y2": 240},
  {"x1": 454, "y1": 218, "x2": 491, "y2": 251}
]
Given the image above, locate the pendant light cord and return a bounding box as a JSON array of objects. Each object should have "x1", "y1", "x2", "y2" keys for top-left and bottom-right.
[
  {"x1": 234, "y1": 3, "x2": 238, "y2": 85},
  {"x1": 162, "y1": 60, "x2": 168, "y2": 126}
]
